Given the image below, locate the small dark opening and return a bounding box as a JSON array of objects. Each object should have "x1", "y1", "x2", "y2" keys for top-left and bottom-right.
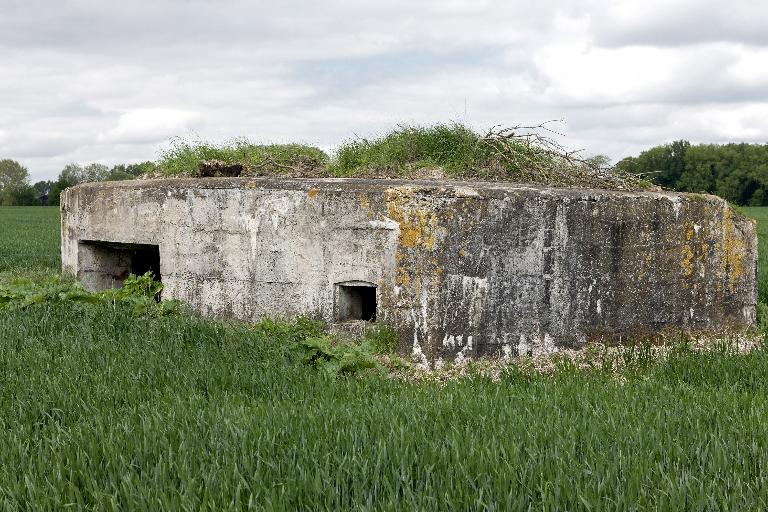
[
  {"x1": 336, "y1": 283, "x2": 377, "y2": 322},
  {"x1": 359, "y1": 287, "x2": 376, "y2": 321},
  {"x1": 130, "y1": 245, "x2": 161, "y2": 281}
]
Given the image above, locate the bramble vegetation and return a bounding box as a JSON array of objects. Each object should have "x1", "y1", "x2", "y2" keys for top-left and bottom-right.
[{"x1": 1, "y1": 206, "x2": 768, "y2": 508}]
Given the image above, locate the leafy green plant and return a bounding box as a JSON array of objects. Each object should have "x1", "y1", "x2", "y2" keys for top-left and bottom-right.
[
  {"x1": 0, "y1": 272, "x2": 182, "y2": 317},
  {"x1": 296, "y1": 336, "x2": 383, "y2": 377},
  {"x1": 293, "y1": 325, "x2": 404, "y2": 377}
]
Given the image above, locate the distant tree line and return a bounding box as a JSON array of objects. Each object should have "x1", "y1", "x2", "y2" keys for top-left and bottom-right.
[
  {"x1": 616, "y1": 141, "x2": 768, "y2": 206},
  {"x1": 0, "y1": 160, "x2": 153, "y2": 206}
]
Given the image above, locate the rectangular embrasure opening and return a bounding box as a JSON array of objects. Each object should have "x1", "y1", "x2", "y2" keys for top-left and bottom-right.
[
  {"x1": 78, "y1": 240, "x2": 161, "y2": 292},
  {"x1": 335, "y1": 282, "x2": 377, "y2": 322}
]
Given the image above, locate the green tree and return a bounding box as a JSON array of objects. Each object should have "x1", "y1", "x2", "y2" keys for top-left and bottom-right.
[
  {"x1": 49, "y1": 163, "x2": 83, "y2": 206},
  {"x1": 0, "y1": 159, "x2": 29, "y2": 194},
  {"x1": 31, "y1": 181, "x2": 53, "y2": 205},
  {"x1": 618, "y1": 141, "x2": 768, "y2": 206},
  {"x1": 107, "y1": 164, "x2": 132, "y2": 181},
  {"x1": 2, "y1": 184, "x2": 38, "y2": 205},
  {"x1": 585, "y1": 154, "x2": 611, "y2": 169},
  {"x1": 83, "y1": 163, "x2": 109, "y2": 182},
  {"x1": 0, "y1": 159, "x2": 36, "y2": 206},
  {"x1": 107, "y1": 161, "x2": 154, "y2": 181},
  {"x1": 32, "y1": 180, "x2": 52, "y2": 196},
  {"x1": 60, "y1": 163, "x2": 84, "y2": 184}
]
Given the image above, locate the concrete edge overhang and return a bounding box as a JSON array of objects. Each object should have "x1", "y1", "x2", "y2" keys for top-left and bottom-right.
[{"x1": 68, "y1": 176, "x2": 725, "y2": 204}]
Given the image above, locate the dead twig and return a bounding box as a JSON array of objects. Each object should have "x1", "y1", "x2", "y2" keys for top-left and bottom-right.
[{"x1": 476, "y1": 122, "x2": 648, "y2": 190}]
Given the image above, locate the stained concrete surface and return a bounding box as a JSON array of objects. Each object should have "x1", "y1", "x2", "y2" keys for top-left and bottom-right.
[{"x1": 61, "y1": 178, "x2": 757, "y2": 366}]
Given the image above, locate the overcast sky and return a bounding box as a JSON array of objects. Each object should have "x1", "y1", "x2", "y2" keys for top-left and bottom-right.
[{"x1": 2, "y1": 0, "x2": 767, "y2": 181}]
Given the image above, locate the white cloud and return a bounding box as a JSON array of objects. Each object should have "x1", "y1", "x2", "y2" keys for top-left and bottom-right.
[
  {"x1": 98, "y1": 109, "x2": 199, "y2": 144},
  {"x1": 0, "y1": 0, "x2": 766, "y2": 181},
  {"x1": 672, "y1": 104, "x2": 768, "y2": 141},
  {"x1": 591, "y1": 0, "x2": 768, "y2": 47}
]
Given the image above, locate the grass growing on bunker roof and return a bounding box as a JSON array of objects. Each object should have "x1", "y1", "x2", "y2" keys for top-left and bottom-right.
[
  {"x1": 156, "y1": 137, "x2": 329, "y2": 177},
  {"x1": 154, "y1": 123, "x2": 651, "y2": 190},
  {"x1": 331, "y1": 122, "x2": 647, "y2": 189}
]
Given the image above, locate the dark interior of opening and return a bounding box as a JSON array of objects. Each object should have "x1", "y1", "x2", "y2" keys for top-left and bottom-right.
[
  {"x1": 80, "y1": 240, "x2": 162, "y2": 283},
  {"x1": 337, "y1": 284, "x2": 377, "y2": 322},
  {"x1": 130, "y1": 245, "x2": 161, "y2": 281}
]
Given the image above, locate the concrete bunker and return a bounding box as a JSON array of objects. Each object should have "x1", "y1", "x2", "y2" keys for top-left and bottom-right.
[{"x1": 60, "y1": 177, "x2": 758, "y2": 365}]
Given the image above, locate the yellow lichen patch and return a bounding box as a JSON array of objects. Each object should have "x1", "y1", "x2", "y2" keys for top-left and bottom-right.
[
  {"x1": 307, "y1": 187, "x2": 318, "y2": 199},
  {"x1": 706, "y1": 206, "x2": 751, "y2": 293},
  {"x1": 399, "y1": 211, "x2": 437, "y2": 249},
  {"x1": 680, "y1": 222, "x2": 699, "y2": 278},
  {"x1": 358, "y1": 193, "x2": 374, "y2": 218},
  {"x1": 385, "y1": 187, "x2": 446, "y2": 323},
  {"x1": 385, "y1": 188, "x2": 439, "y2": 250},
  {"x1": 680, "y1": 245, "x2": 695, "y2": 277},
  {"x1": 396, "y1": 270, "x2": 411, "y2": 287},
  {"x1": 721, "y1": 208, "x2": 747, "y2": 286}
]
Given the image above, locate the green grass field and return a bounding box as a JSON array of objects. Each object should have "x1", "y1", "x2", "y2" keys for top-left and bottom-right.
[
  {"x1": 1, "y1": 206, "x2": 767, "y2": 510},
  {"x1": 0, "y1": 206, "x2": 60, "y2": 273},
  {"x1": 742, "y1": 207, "x2": 768, "y2": 303}
]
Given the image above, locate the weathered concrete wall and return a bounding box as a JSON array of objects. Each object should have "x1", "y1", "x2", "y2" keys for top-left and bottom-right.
[{"x1": 61, "y1": 178, "x2": 757, "y2": 365}]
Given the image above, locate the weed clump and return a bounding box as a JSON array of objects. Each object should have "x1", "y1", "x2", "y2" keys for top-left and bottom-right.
[
  {"x1": 156, "y1": 138, "x2": 329, "y2": 178},
  {"x1": 297, "y1": 336, "x2": 383, "y2": 377},
  {"x1": 294, "y1": 325, "x2": 402, "y2": 377},
  {"x1": 333, "y1": 123, "x2": 480, "y2": 176},
  {"x1": 0, "y1": 269, "x2": 392, "y2": 377}
]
